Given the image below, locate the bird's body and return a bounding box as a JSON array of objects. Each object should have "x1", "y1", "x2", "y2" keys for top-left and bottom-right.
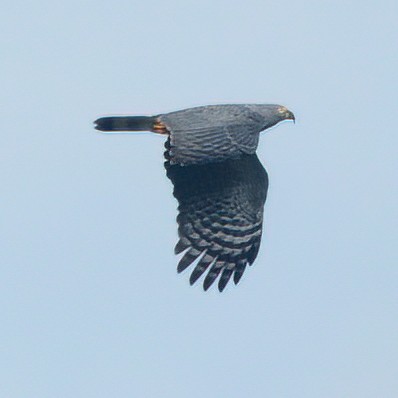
[{"x1": 95, "y1": 104, "x2": 294, "y2": 165}]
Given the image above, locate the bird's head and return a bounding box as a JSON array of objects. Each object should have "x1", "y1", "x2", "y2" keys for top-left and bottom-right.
[
  {"x1": 277, "y1": 106, "x2": 295, "y2": 123},
  {"x1": 247, "y1": 104, "x2": 295, "y2": 131}
]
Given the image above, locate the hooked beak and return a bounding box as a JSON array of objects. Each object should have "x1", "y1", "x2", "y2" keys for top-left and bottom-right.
[{"x1": 287, "y1": 110, "x2": 295, "y2": 123}]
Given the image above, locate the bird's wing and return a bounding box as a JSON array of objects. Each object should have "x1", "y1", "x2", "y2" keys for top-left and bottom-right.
[
  {"x1": 160, "y1": 106, "x2": 263, "y2": 165},
  {"x1": 166, "y1": 152, "x2": 268, "y2": 291}
]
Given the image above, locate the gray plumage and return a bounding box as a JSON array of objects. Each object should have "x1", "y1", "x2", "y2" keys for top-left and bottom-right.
[
  {"x1": 166, "y1": 152, "x2": 268, "y2": 291},
  {"x1": 94, "y1": 103, "x2": 293, "y2": 291},
  {"x1": 95, "y1": 104, "x2": 294, "y2": 165}
]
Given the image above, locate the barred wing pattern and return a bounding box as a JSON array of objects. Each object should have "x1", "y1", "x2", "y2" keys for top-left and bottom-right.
[
  {"x1": 160, "y1": 105, "x2": 265, "y2": 165},
  {"x1": 165, "y1": 149, "x2": 268, "y2": 291}
]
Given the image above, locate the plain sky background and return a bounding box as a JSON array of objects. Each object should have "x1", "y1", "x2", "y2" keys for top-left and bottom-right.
[{"x1": 2, "y1": 1, "x2": 397, "y2": 397}]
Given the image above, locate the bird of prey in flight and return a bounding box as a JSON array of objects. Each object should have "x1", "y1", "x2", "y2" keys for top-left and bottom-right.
[
  {"x1": 95, "y1": 104, "x2": 294, "y2": 165},
  {"x1": 95, "y1": 104, "x2": 294, "y2": 291}
]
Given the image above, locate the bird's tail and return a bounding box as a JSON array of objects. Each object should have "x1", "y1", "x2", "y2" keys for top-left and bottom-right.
[{"x1": 94, "y1": 116, "x2": 156, "y2": 132}]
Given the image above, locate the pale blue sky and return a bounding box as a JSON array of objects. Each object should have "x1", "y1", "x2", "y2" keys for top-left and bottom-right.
[{"x1": 1, "y1": 1, "x2": 397, "y2": 397}]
